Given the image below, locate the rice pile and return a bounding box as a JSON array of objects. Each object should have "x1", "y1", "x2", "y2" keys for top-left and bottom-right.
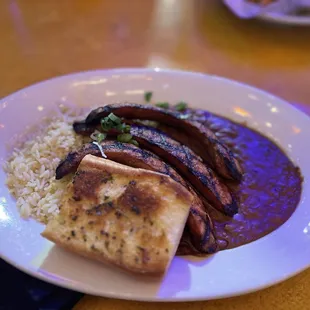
[{"x1": 4, "y1": 109, "x2": 87, "y2": 223}]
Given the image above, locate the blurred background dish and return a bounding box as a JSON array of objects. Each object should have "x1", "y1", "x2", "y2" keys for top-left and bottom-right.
[
  {"x1": 224, "y1": 0, "x2": 310, "y2": 25},
  {"x1": 259, "y1": 5, "x2": 310, "y2": 25}
]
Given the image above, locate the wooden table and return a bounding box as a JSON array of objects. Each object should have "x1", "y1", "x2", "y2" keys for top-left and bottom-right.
[{"x1": 1, "y1": 1, "x2": 310, "y2": 309}]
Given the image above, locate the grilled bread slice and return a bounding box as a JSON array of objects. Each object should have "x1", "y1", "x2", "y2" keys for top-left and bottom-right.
[{"x1": 42, "y1": 155, "x2": 192, "y2": 275}]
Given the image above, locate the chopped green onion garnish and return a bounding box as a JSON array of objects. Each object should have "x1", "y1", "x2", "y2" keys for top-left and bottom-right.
[
  {"x1": 144, "y1": 91, "x2": 153, "y2": 102},
  {"x1": 175, "y1": 101, "x2": 188, "y2": 111},
  {"x1": 108, "y1": 113, "x2": 121, "y2": 124},
  {"x1": 101, "y1": 124, "x2": 110, "y2": 132},
  {"x1": 156, "y1": 102, "x2": 169, "y2": 109},
  {"x1": 101, "y1": 114, "x2": 131, "y2": 134},
  {"x1": 115, "y1": 123, "x2": 125, "y2": 132},
  {"x1": 117, "y1": 133, "x2": 133, "y2": 143},
  {"x1": 100, "y1": 113, "x2": 122, "y2": 131},
  {"x1": 96, "y1": 133, "x2": 107, "y2": 143},
  {"x1": 101, "y1": 118, "x2": 113, "y2": 131},
  {"x1": 130, "y1": 139, "x2": 139, "y2": 147},
  {"x1": 124, "y1": 125, "x2": 131, "y2": 133},
  {"x1": 90, "y1": 130, "x2": 102, "y2": 141}
]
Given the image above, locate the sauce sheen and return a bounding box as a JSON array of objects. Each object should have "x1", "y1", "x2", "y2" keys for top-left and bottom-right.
[{"x1": 190, "y1": 109, "x2": 302, "y2": 250}]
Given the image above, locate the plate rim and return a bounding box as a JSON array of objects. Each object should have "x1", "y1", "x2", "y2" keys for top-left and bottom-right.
[
  {"x1": 0, "y1": 249, "x2": 309, "y2": 303},
  {"x1": 1, "y1": 67, "x2": 310, "y2": 302},
  {"x1": 2, "y1": 67, "x2": 309, "y2": 124}
]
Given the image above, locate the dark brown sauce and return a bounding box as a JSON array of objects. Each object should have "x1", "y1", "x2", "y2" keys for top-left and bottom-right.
[{"x1": 190, "y1": 109, "x2": 303, "y2": 250}]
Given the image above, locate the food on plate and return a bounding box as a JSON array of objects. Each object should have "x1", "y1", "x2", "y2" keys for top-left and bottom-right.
[
  {"x1": 128, "y1": 124, "x2": 238, "y2": 216},
  {"x1": 4, "y1": 96, "x2": 303, "y2": 273},
  {"x1": 55, "y1": 140, "x2": 218, "y2": 254},
  {"x1": 73, "y1": 103, "x2": 243, "y2": 181},
  {"x1": 74, "y1": 123, "x2": 238, "y2": 217},
  {"x1": 70, "y1": 101, "x2": 302, "y2": 251},
  {"x1": 42, "y1": 155, "x2": 192, "y2": 274},
  {"x1": 4, "y1": 115, "x2": 86, "y2": 222},
  {"x1": 199, "y1": 111, "x2": 302, "y2": 249}
]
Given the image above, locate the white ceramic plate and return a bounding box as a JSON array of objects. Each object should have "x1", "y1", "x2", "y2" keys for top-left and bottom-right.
[{"x1": 0, "y1": 68, "x2": 310, "y2": 301}]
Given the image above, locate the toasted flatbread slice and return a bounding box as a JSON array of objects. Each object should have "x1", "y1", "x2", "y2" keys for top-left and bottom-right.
[{"x1": 42, "y1": 154, "x2": 192, "y2": 275}]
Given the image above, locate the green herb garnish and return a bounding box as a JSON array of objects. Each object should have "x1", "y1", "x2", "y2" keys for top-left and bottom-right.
[
  {"x1": 144, "y1": 91, "x2": 153, "y2": 102},
  {"x1": 101, "y1": 113, "x2": 124, "y2": 132},
  {"x1": 96, "y1": 133, "x2": 107, "y2": 143},
  {"x1": 130, "y1": 139, "x2": 139, "y2": 147},
  {"x1": 108, "y1": 113, "x2": 121, "y2": 124},
  {"x1": 101, "y1": 118, "x2": 113, "y2": 131},
  {"x1": 113, "y1": 124, "x2": 129, "y2": 133},
  {"x1": 116, "y1": 133, "x2": 139, "y2": 146},
  {"x1": 114, "y1": 123, "x2": 131, "y2": 133},
  {"x1": 90, "y1": 130, "x2": 107, "y2": 143},
  {"x1": 117, "y1": 133, "x2": 133, "y2": 143},
  {"x1": 100, "y1": 113, "x2": 135, "y2": 145},
  {"x1": 156, "y1": 102, "x2": 169, "y2": 109},
  {"x1": 115, "y1": 123, "x2": 125, "y2": 132},
  {"x1": 124, "y1": 124, "x2": 131, "y2": 133},
  {"x1": 175, "y1": 101, "x2": 188, "y2": 112}
]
